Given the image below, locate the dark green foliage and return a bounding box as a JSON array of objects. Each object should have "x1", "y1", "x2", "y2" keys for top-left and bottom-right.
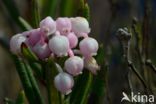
[
  {"x1": 15, "y1": 91, "x2": 25, "y2": 104},
  {"x1": 70, "y1": 70, "x2": 93, "y2": 104}
]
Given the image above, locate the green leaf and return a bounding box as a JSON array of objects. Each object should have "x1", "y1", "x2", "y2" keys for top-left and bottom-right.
[
  {"x1": 21, "y1": 43, "x2": 43, "y2": 79},
  {"x1": 70, "y1": 70, "x2": 93, "y2": 104},
  {"x1": 42, "y1": 0, "x2": 59, "y2": 18},
  {"x1": 2, "y1": 0, "x2": 27, "y2": 30},
  {"x1": 60, "y1": 0, "x2": 75, "y2": 17},
  {"x1": 55, "y1": 56, "x2": 68, "y2": 68},
  {"x1": 90, "y1": 44, "x2": 105, "y2": 103},
  {"x1": 19, "y1": 17, "x2": 33, "y2": 30},
  {"x1": 75, "y1": 0, "x2": 90, "y2": 21},
  {"x1": 77, "y1": 0, "x2": 90, "y2": 21},
  {"x1": 95, "y1": 44, "x2": 105, "y2": 65},
  {"x1": 15, "y1": 91, "x2": 25, "y2": 104},
  {"x1": 30, "y1": 0, "x2": 40, "y2": 27},
  {"x1": 90, "y1": 65, "x2": 107, "y2": 104},
  {"x1": 28, "y1": 62, "x2": 43, "y2": 80},
  {"x1": 12, "y1": 55, "x2": 36, "y2": 104},
  {"x1": 82, "y1": 3, "x2": 90, "y2": 21},
  {"x1": 24, "y1": 62, "x2": 45, "y2": 104},
  {"x1": 44, "y1": 59, "x2": 60, "y2": 104},
  {"x1": 21, "y1": 43, "x2": 38, "y2": 62}
]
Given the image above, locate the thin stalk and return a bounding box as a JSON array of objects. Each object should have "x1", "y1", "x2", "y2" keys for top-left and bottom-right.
[
  {"x1": 131, "y1": 20, "x2": 144, "y2": 69},
  {"x1": 24, "y1": 62, "x2": 45, "y2": 104},
  {"x1": 145, "y1": 60, "x2": 156, "y2": 74},
  {"x1": 44, "y1": 60, "x2": 60, "y2": 104},
  {"x1": 128, "y1": 61, "x2": 147, "y2": 89}
]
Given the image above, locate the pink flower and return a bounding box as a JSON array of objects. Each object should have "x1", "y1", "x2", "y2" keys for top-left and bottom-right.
[
  {"x1": 32, "y1": 40, "x2": 51, "y2": 60},
  {"x1": 65, "y1": 56, "x2": 84, "y2": 76},
  {"x1": 79, "y1": 37, "x2": 99, "y2": 57},
  {"x1": 67, "y1": 32, "x2": 78, "y2": 48},
  {"x1": 10, "y1": 34, "x2": 26, "y2": 54},
  {"x1": 84, "y1": 57, "x2": 100, "y2": 74},
  {"x1": 40, "y1": 16, "x2": 56, "y2": 36},
  {"x1": 23, "y1": 28, "x2": 44, "y2": 47},
  {"x1": 48, "y1": 35, "x2": 69, "y2": 56},
  {"x1": 56, "y1": 17, "x2": 72, "y2": 35},
  {"x1": 54, "y1": 72, "x2": 74, "y2": 94},
  {"x1": 71, "y1": 17, "x2": 90, "y2": 37}
]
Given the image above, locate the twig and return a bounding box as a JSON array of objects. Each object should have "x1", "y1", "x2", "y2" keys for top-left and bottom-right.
[
  {"x1": 131, "y1": 18, "x2": 144, "y2": 68},
  {"x1": 145, "y1": 59, "x2": 156, "y2": 74},
  {"x1": 116, "y1": 28, "x2": 149, "y2": 94},
  {"x1": 128, "y1": 61, "x2": 147, "y2": 89}
]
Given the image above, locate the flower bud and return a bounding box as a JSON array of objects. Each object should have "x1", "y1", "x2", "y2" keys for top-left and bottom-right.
[
  {"x1": 24, "y1": 28, "x2": 43, "y2": 46},
  {"x1": 56, "y1": 18, "x2": 71, "y2": 35},
  {"x1": 84, "y1": 57, "x2": 100, "y2": 74},
  {"x1": 48, "y1": 35, "x2": 69, "y2": 56},
  {"x1": 54, "y1": 72, "x2": 74, "y2": 94},
  {"x1": 32, "y1": 40, "x2": 51, "y2": 60},
  {"x1": 71, "y1": 17, "x2": 90, "y2": 37},
  {"x1": 79, "y1": 37, "x2": 99, "y2": 57},
  {"x1": 10, "y1": 34, "x2": 26, "y2": 54},
  {"x1": 40, "y1": 16, "x2": 56, "y2": 35},
  {"x1": 65, "y1": 56, "x2": 84, "y2": 76},
  {"x1": 67, "y1": 32, "x2": 78, "y2": 48}
]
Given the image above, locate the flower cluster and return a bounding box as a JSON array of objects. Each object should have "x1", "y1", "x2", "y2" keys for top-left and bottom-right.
[{"x1": 10, "y1": 16, "x2": 100, "y2": 94}]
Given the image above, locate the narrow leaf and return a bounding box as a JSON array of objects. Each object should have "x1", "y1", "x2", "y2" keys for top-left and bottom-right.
[
  {"x1": 21, "y1": 43, "x2": 38, "y2": 62},
  {"x1": 24, "y1": 62, "x2": 45, "y2": 104},
  {"x1": 42, "y1": 0, "x2": 58, "y2": 18},
  {"x1": 95, "y1": 44, "x2": 105, "y2": 65},
  {"x1": 19, "y1": 17, "x2": 33, "y2": 30},
  {"x1": 70, "y1": 70, "x2": 93, "y2": 104},
  {"x1": 12, "y1": 55, "x2": 36, "y2": 104},
  {"x1": 15, "y1": 91, "x2": 25, "y2": 104},
  {"x1": 89, "y1": 65, "x2": 107, "y2": 104},
  {"x1": 77, "y1": 0, "x2": 90, "y2": 21},
  {"x1": 60, "y1": 0, "x2": 75, "y2": 17},
  {"x1": 44, "y1": 59, "x2": 60, "y2": 104},
  {"x1": 30, "y1": 0, "x2": 40, "y2": 27},
  {"x1": 2, "y1": 0, "x2": 27, "y2": 30}
]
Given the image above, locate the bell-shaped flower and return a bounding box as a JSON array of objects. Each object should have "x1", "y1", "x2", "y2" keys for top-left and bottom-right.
[
  {"x1": 71, "y1": 17, "x2": 90, "y2": 37},
  {"x1": 65, "y1": 56, "x2": 84, "y2": 76},
  {"x1": 10, "y1": 34, "x2": 26, "y2": 54},
  {"x1": 56, "y1": 17, "x2": 72, "y2": 35},
  {"x1": 32, "y1": 39, "x2": 51, "y2": 60},
  {"x1": 67, "y1": 32, "x2": 78, "y2": 48},
  {"x1": 54, "y1": 72, "x2": 74, "y2": 94},
  {"x1": 79, "y1": 37, "x2": 99, "y2": 57},
  {"x1": 48, "y1": 35, "x2": 69, "y2": 56},
  {"x1": 84, "y1": 57, "x2": 100, "y2": 74},
  {"x1": 40, "y1": 16, "x2": 56, "y2": 36},
  {"x1": 23, "y1": 28, "x2": 44, "y2": 46}
]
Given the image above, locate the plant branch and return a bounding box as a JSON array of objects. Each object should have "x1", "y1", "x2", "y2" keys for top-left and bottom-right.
[
  {"x1": 128, "y1": 61, "x2": 147, "y2": 89},
  {"x1": 145, "y1": 59, "x2": 156, "y2": 74}
]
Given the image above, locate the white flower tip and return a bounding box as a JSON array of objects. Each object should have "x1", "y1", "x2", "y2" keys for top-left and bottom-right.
[{"x1": 84, "y1": 57, "x2": 100, "y2": 75}]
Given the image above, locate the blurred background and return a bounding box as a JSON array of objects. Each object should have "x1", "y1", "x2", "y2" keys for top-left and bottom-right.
[{"x1": 0, "y1": 0, "x2": 156, "y2": 104}]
